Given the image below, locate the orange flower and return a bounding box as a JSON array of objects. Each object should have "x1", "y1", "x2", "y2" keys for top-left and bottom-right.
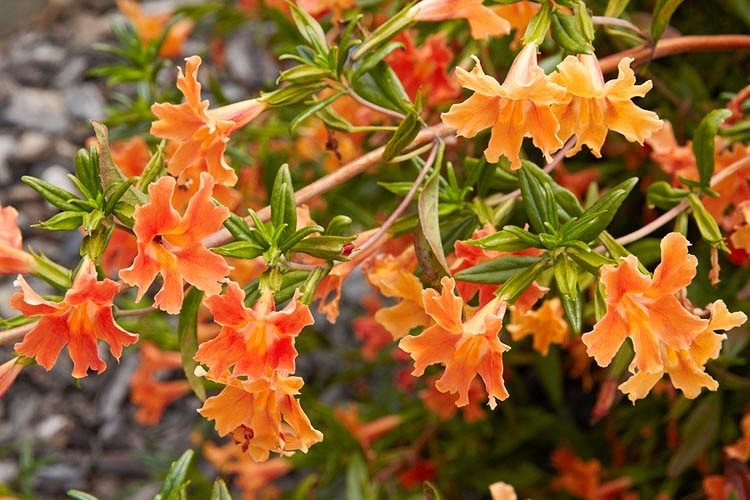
[
  {"x1": 506, "y1": 298, "x2": 569, "y2": 356},
  {"x1": 109, "y1": 136, "x2": 151, "y2": 178},
  {"x1": 334, "y1": 404, "x2": 402, "y2": 459},
  {"x1": 618, "y1": 300, "x2": 746, "y2": 402},
  {"x1": 724, "y1": 411, "x2": 750, "y2": 462},
  {"x1": 129, "y1": 341, "x2": 191, "y2": 425},
  {"x1": 119, "y1": 172, "x2": 231, "y2": 314},
  {"x1": 117, "y1": 0, "x2": 193, "y2": 58},
  {"x1": 0, "y1": 356, "x2": 29, "y2": 398},
  {"x1": 298, "y1": 0, "x2": 355, "y2": 20},
  {"x1": 0, "y1": 204, "x2": 33, "y2": 275},
  {"x1": 492, "y1": 1, "x2": 541, "y2": 49},
  {"x1": 386, "y1": 31, "x2": 461, "y2": 107},
  {"x1": 551, "y1": 447, "x2": 632, "y2": 499},
  {"x1": 549, "y1": 53, "x2": 663, "y2": 157},
  {"x1": 203, "y1": 441, "x2": 291, "y2": 500},
  {"x1": 194, "y1": 282, "x2": 313, "y2": 382},
  {"x1": 409, "y1": 0, "x2": 511, "y2": 40},
  {"x1": 399, "y1": 276, "x2": 509, "y2": 409},
  {"x1": 364, "y1": 251, "x2": 429, "y2": 339},
  {"x1": 151, "y1": 56, "x2": 267, "y2": 186},
  {"x1": 13, "y1": 258, "x2": 138, "y2": 378},
  {"x1": 352, "y1": 295, "x2": 395, "y2": 361},
  {"x1": 420, "y1": 375, "x2": 487, "y2": 422},
  {"x1": 442, "y1": 44, "x2": 568, "y2": 169},
  {"x1": 198, "y1": 376, "x2": 323, "y2": 461},
  {"x1": 581, "y1": 233, "x2": 708, "y2": 375}
]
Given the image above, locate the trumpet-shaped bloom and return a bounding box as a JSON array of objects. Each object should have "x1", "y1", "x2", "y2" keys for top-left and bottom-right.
[
  {"x1": 506, "y1": 298, "x2": 569, "y2": 355},
  {"x1": 194, "y1": 282, "x2": 314, "y2": 382},
  {"x1": 129, "y1": 341, "x2": 191, "y2": 425},
  {"x1": 198, "y1": 376, "x2": 323, "y2": 462},
  {"x1": 410, "y1": 0, "x2": 511, "y2": 40},
  {"x1": 618, "y1": 300, "x2": 746, "y2": 402},
  {"x1": 442, "y1": 45, "x2": 568, "y2": 169},
  {"x1": 0, "y1": 204, "x2": 33, "y2": 275},
  {"x1": 117, "y1": 0, "x2": 193, "y2": 58},
  {"x1": 13, "y1": 258, "x2": 138, "y2": 378},
  {"x1": 120, "y1": 172, "x2": 231, "y2": 314},
  {"x1": 549, "y1": 54, "x2": 663, "y2": 157},
  {"x1": 399, "y1": 276, "x2": 509, "y2": 409},
  {"x1": 203, "y1": 441, "x2": 291, "y2": 499},
  {"x1": 334, "y1": 404, "x2": 402, "y2": 459},
  {"x1": 581, "y1": 233, "x2": 708, "y2": 374},
  {"x1": 151, "y1": 56, "x2": 267, "y2": 186},
  {"x1": 364, "y1": 252, "x2": 429, "y2": 340},
  {"x1": 0, "y1": 356, "x2": 29, "y2": 398}
]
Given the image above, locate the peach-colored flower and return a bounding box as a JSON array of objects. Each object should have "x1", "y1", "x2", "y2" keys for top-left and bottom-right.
[
  {"x1": 492, "y1": 1, "x2": 541, "y2": 49},
  {"x1": 723, "y1": 411, "x2": 750, "y2": 462},
  {"x1": 109, "y1": 136, "x2": 151, "y2": 178},
  {"x1": 364, "y1": 251, "x2": 429, "y2": 339},
  {"x1": 203, "y1": 440, "x2": 291, "y2": 500},
  {"x1": 506, "y1": 298, "x2": 569, "y2": 355},
  {"x1": 334, "y1": 404, "x2": 402, "y2": 459},
  {"x1": 129, "y1": 341, "x2": 191, "y2": 425},
  {"x1": 399, "y1": 276, "x2": 509, "y2": 409},
  {"x1": 298, "y1": 0, "x2": 355, "y2": 20},
  {"x1": 420, "y1": 375, "x2": 487, "y2": 422},
  {"x1": 581, "y1": 233, "x2": 708, "y2": 375},
  {"x1": 549, "y1": 53, "x2": 663, "y2": 157},
  {"x1": 13, "y1": 258, "x2": 138, "y2": 378},
  {"x1": 194, "y1": 282, "x2": 314, "y2": 382},
  {"x1": 386, "y1": 31, "x2": 461, "y2": 107},
  {"x1": 0, "y1": 356, "x2": 29, "y2": 398},
  {"x1": 119, "y1": 172, "x2": 231, "y2": 314},
  {"x1": 0, "y1": 204, "x2": 33, "y2": 275},
  {"x1": 117, "y1": 0, "x2": 193, "y2": 58},
  {"x1": 151, "y1": 56, "x2": 267, "y2": 186},
  {"x1": 489, "y1": 481, "x2": 518, "y2": 500},
  {"x1": 442, "y1": 45, "x2": 568, "y2": 169},
  {"x1": 198, "y1": 376, "x2": 323, "y2": 461},
  {"x1": 618, "y1": 300, "x2": 746, "y2": 402},
  {"x1": 410, "y1": 0, "x2": 511, "y2": 40}
]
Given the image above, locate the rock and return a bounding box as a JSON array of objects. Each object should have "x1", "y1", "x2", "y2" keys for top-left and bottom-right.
[
  {"x1": 64, "y1": 83, "x2": 106, "y2": 121},
  {"x1": 36, "y1": 414, "x2": 73, "y2": 448},
  {"x1": 11, "y1": 131, "x2": 53, "y2": 164},
  {"x1": 224, "y1": 23, "x2": 278, "y2": 90},
  {"x1": 0, "y1": 134, "x2": 16, "y2": 185},
  {"x1": 54, "y1": 55, "x2": 89, "y2": 88},
  {"x1": 4, "y1": 86, "x2": 68, "y2": 133}
]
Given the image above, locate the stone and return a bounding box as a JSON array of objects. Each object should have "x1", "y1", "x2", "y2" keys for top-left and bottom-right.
[
  {"x1": 0, "y1": 134, "x2": 16, "y2": 185},
  {"x1": 64, "y1": 83, "x2": 106, "y2": 121},
  {"x1": 4, "y1": 87, "x2": 68, "y2": 133},
  {"x1": 11, "y1": 131, "x2": 53, "y2": 164}
]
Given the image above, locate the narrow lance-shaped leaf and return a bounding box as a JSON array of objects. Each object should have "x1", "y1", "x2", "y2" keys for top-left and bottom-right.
[
  {"x1": 154, "y1": 449, "x2": 195, "y2": 500},
  {"x1": 647, "y1": 181, "x2": 689, "y2": 210},
  {"x1": 550, "y1": 8, "x2": 594, "y2": 54},
  {"x1": 498, "y1": 257, "x2": 548, "y2": 303},
  {"x1": 688, "y1": 193, "x2": 729, "y2": 251},
  {"x1": 471, "y1": 225, "x2": 542, "y2": 252},
  {"x1": 553, "y1": 251, "x2": 581, "y2": 333},
  {"x1": 178, "y1": 287, "x2": 206, "y2": 402},
  {"x1": 418, "y1": 159, "x2": 450, "y2": 276},
  {"x1": 561, "y1": 177, "x2": 638, "y2": 243},
  {"x1": 270, "y1": 164, "x2": 297, "y2": 244},
  {"x1": 518, "y1": 163, "x2": 552, "y2": 234},
  {"x1": 651, "y1": 0, "x2": 684, "y2": 43},
  {"x1": 454, "y1": 255, "x2": 542, "y2": 284},
  {"x1": 383, "y1": 108, "x2": 421, "y2": 162},
  {"x1": 523, "y1": 0, "x2": 553, "y2": 46},
  {"x1": 692, "y1": 109, "x2": 732, "y2": 189},
  {"x1": 211, "y1": 479, "x2": 233, "y2": 500}
]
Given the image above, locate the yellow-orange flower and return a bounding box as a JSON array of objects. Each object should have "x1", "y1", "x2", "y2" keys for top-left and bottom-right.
[
  {"x1": 0, "y1": 356, "x2": 29, "y2": 398},
  {"x1": 364, "y1": 251, "x2": 429, "y2": 339},
  {"x1": 194, "y1": 282, "x2": 313, "y2": 382},
  {"x1": 442, "y1": 45, "x2": 568, "y2": 169},
  {"x1": 551, "y1": 447, "x2": 633, "y2": 499},
  {"x1": 492, "y1": 1, "x2": 541, "y2": 49},
  {"x1": 203, "y1": 441, "x2": 291, "y2": 499},
  {"x1": 506, "y1": 298, "x2": 569, "y2": 356},
  {"x1": 129, "y1": 341, "x2": 191, "y2": 425},
  {"x1": 334, "y1": 404, "x2": 402, "y2": 459},
  {"x1": 399, "y1": 276, "x2": 509, "y2": 409},
  {"x1": 198, "y1": 376, "x2": 323, "y2": 461},
  {"x1": 119, "y1": 172, "x2": 231, "y2": 314},
  {"x1": 410, "y1": 0, "x2": 511, "y2": 40},
  {"x1": 581, "y1": 233, "x2": 707, "y2": 374},
  {"x1": 0, "y1": 204, "x2": 33, "y2": 275},
  {"x1": 13, "y1": 258, "x2": 138, "y2": 378},
  {"x1": 151, "y1": 56, "x2": 267, "y2": 186},
  {"x1": 549, "y1": 53, "x2": 663, "y2": 157},
  {"x1": 117, "y1": 0, "x2": 193, "y2": 58},
  {"x1": 618, "y1": 300, "x2": 746, "y2": 402}
]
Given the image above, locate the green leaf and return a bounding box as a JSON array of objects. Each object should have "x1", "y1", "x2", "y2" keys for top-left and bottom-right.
[
  {"x1": 550, "y1": 7, "x2": 594, "y2": 54},
  {"x1": 454, "y1": 256, "x2": 542, "y2": 284},
  {"x1": 210, "y1": 479, "x2": 233, "y2": 500},
  {"x1": 289, "y1": 91, "x2": 344, "y2": 133},
  {"x1": 646, "y1": 181, "x2": 689, "y2": 210},
  {"x1": 692, "y1": 109, "x2": 732, "y2": 188},
  {"x1": 605, "y1": 0, "x2": 631, "y2": 18},
  {"x1": 470, "y1": 225, "x2": 542, "y2": 252},
  {"x1": 688, "y1": 193, "x2": 729, "y2": 251},
  {"x1": 418, "y1": 165, "x2": 450, "y2": 275},
  {"x1": 36, "y1": 211, "x2": 85, "y2": 231},
  {"x1": 518, "y1": 163, "x2": 553, "y2": 234},
  {"x1": 261, "y1": 82, "x2": 327, "y2": 106},
  {"x1": 553, "y1": 251, "x2": 581, "y2": 333},
  {"x1": 351, "y1": 63, "x2": 411, "y2": 114},
  {"x1": 498, "y1": 257, "x2": 549, "y2": 303},
  {"x1": 270, "y1": 165, "x2": 297, "y2": 244},
  {"x1": 667, "y1": 393, "x2": 720, "y2": 476},
  {"x1": 651, "y1": 0, "x2": 684, "y2": 43},
  {"x1": 67, "y1": 490, "x2": 99, "y2": 500},
  {"x1": 278, "y1": 64, "x2": 333, "y2": 85},
  {"x1": 422, "y1": 482, "x2": 444, "y2": 500},
  {"x1": 213, "y1": 240, "x2": 267, "y2": 259},
  {"x1": 561, "y1": 177, "x2": 638, "y2": 243},
  {"x1": 566, "y1": 243, "x2": 615, "y2": 275},
  {"x1": 279, "y1": 224, "x2": 326, "y2": 253},
  {"x1": 290, "y1": 235, "x2": 355, "y2": 261},
  {"x1": 91, "y1": 121, "x2": 147, "y2": 205},
  {"x1": 178, "y1": 288, "x2": 206, "y2": 402},
  {"x1": 21, "y1": 176, "x2": 80, "y2": 211},
  {"x1": 289, "y1": 3, "x2": 328, "y2": 55},
  {"x1": 351, "y1": 2, "x2": 414, "y2": 60},
  {"x1": 523, "y1": 0, "x2": 553, "y2": 46},
  {"x1": 155, "y1": 449, "x2": 195, "y2": 500},
  {"x1": 74, "y1": 146, "x2": 102, "y2": 200},
  {"x1": 383, "y1": 109, "x2": 421, "y2": 162}
]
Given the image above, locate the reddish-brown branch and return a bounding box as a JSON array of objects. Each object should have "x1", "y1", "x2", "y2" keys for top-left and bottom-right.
[{"x1": 599, "y1": 35, "x2": 750, "y2": 73}]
